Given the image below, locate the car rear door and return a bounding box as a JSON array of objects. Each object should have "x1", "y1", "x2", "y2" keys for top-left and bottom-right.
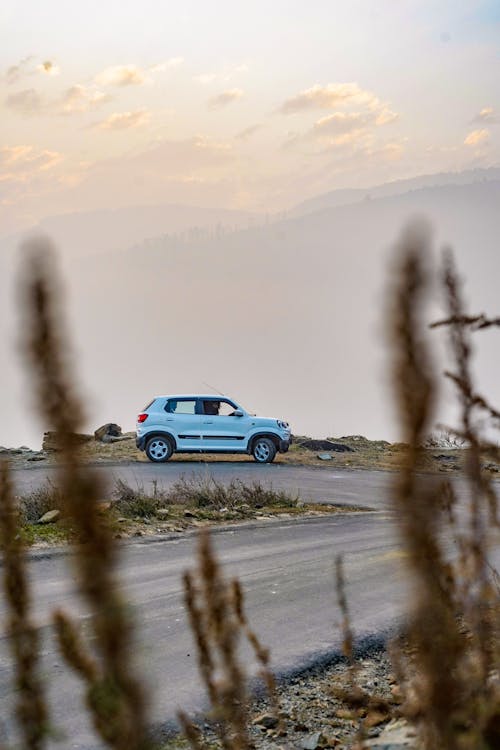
[{"x1": 165, "y1": 398, "x2": 202, "y2": 451}]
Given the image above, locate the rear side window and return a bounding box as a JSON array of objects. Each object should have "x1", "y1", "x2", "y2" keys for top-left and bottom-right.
[{"x1": 165, "y1": 399, "x2": 197, "y2": 415}]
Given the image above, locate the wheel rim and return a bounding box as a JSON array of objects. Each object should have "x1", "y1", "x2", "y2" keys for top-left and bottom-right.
[
  {"x1": 149, "y1": 439, "x2": 169, "y2": 459},
  {"x1": 254, "y1": 441, "x2": 270, "y2": 461}
]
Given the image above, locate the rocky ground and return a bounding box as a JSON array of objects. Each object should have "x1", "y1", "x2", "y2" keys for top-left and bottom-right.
[
  {"x1": 161, "y1": 647, "x2": 418, "y2": 750},
  {"x1": 0, "y1": 430, "x2": 486, "y2": 476}
]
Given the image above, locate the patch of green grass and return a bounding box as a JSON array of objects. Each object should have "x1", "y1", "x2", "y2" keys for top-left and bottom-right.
[{"x1": 20, "y1": 522, "x2": 70, "y2": 546}]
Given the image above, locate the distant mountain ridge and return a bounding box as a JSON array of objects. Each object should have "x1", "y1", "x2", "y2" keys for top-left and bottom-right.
[{"x1": 290, "y1": 166, "x2": 500, "y2": 218}]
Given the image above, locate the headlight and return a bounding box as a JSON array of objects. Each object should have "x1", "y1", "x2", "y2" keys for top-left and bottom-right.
[{"x1": 277, "y1": 420, "x2": 289, "y2": 429}]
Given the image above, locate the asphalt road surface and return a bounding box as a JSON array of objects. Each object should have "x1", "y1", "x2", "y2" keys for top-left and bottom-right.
[
  {"x1": 11, "y1": 461, "x2": 395, "y2": 511},
  {"x1": 1, "y1": 462, "x2": 496, "y2": 748}
]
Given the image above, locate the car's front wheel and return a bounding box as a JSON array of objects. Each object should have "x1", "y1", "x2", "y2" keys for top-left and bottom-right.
[
  {"x1": 145, "y1": 436, "x2": 173, "y2": 462},
  {"x1": 252, "y1": 437, "x2": 276, "y2": 463}
]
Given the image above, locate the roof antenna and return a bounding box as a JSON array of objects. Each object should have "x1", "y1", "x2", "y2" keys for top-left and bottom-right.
[{"x1": 202, "y1": 381, "x2": 226, "y2": 397}]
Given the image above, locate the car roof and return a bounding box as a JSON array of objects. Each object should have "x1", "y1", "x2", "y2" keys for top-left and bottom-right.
[{"x1": 153, "y1": 394, "x2": 232, "y2": 400}]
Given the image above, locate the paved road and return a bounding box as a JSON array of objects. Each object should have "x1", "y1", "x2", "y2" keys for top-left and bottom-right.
[
  {"x1": 0, "y1": 510, "x2": 404, "y2": 749},
  {"x1": 2, "y1": 462, "x2": 496, "y2": 748},
  {"x1": 11, "y1": 460, "x2": 395, "y2": 510}
]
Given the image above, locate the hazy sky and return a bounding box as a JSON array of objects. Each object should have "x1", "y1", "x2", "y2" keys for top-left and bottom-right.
[{"x1": 1, "y1": 0, "x2": 499, "y2": 234}]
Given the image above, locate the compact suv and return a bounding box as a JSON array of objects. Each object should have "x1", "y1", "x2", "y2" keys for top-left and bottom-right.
[{"x1": 136, "y1": 395, "x2": 291, "y2": 463}]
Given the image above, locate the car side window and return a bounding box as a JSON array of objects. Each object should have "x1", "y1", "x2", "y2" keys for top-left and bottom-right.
[
  {"x1": 202, "y1": 399, "x2": 237, "y2": 416},
  {"x1": 165, "y1": 399, "x2": 197, "y2": 414}
]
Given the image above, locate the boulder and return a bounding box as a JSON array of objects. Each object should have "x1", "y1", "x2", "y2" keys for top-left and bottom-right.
[
  {"x1": 36, "y1": 509, "x2": 61, "y2": 524},
  {"x1": 94, "y1": 423, "x2": 122, "y2": 442},
  {"x1": 42, "y1": 431, "x2": 93, "y2": 451},
  {"x1": 298, "y1": 439, "x2": 353, "y2": 453}
]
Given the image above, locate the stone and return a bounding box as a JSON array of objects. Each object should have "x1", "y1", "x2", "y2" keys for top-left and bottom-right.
[
  {"x1": 299, "y1": 732, "x2": 323, "y2": 750},
  {"x1": 317, "y1": 453, "x2": 333, "y2": 461},
  {"x1": 157, "y1": 508, "x2": 170, "y2": 517},
  {"x1": 94, "y1": 423, "x2": 122, "y2": 442},
  {"x1": 42, "y1": 431, "x2": 92, "y2": 451},
  {"x1": 27, "y1": 454, "x2": 46, "y2": 462},
  {"x1": 253, "y1": 713, "x2": 279, "y2": 729},
  {"x1": 184, "y1": 509, "x2": 197, "y2": 518},
  {"x1": 298, "y1": 439, "x2": 354, "y2": 453},
  {"x1": 37, "y1": 509, "x2": 61, "y2": 524}
]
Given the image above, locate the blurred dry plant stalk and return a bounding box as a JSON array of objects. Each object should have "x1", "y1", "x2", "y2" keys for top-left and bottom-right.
[
  {"x1": 15, "y1": 236, "x2": 151, "y2": 749},
  {"x1": 0, "y1": 462, "x2": 49, "y2": 749},
  {"x1": 389, "y1": 221, "x2": 500, "y2": 749},
  {"x1": 179, "y1": 529, "x2": 282, "y2": 750}
]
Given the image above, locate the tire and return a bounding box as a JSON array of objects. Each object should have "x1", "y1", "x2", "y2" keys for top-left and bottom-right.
[
  {"x1": 145, "y1": 436, "x2": 173, "y2": 462},
  {"x1": 251, "y1": 437, "x2": 276, "y2": 463}
]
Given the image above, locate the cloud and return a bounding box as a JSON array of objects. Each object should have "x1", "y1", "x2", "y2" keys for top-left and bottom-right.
[
  {"x1": 464, "y1": 129, "x2": 490, "y2": 146},
  {"x1": 194, "y1": 73, "x2": 217, "y2": 85},
  {"x1": 95, "y1": 65, "x2": 147, "y2": 86},
  {"x1": 0, "y1": 144, "x2": 63, "y2": 178},
  {"x1": 473, "y1": 107, "x2": 498, "y2": 124},
  {"x1": 280, "y1": 82, "x2": 390, "y2": 114},
  {"x1": 95, "y1": 110, "x2": 151, "y2": 130},
  {"x1": 4, "y1": 56, "x2": 36, "y2": 84},
  {"x1": 59, "y1": 85, "x2": 111, "y2": 114},
  {"x1": 208, "y1": 88, "x2": 244, "y2": 110},
  {"x1": 194, "y1": 64, "x2": 249, "y2": 85},
  {"x1": 235, "y1": 124, "x2": 261, "y2": 141},
  {"x1": 5, "y1": 88, "x2": 44, "y2": 116},
  {"x1": 36, "y1": 60, "x2": 60, "y2": 76},
  {"x1": 149, "y1": 58, "x2": 184, "y2": 72}
]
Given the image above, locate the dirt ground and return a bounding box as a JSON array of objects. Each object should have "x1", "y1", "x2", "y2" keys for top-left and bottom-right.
[{"x1": 3, "y1": 432, "x2": 486, "y2": 475}]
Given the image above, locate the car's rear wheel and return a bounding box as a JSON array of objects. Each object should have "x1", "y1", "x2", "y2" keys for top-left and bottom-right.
[
  {"x1": 252, "y1": 437, "x2": 276, "y2": 463},
  {"x1": 145, "y1": 436, "x2": 173, "y2": 462}
]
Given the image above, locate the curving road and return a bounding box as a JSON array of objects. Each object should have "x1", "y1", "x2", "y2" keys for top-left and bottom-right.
[{"x1": 1, "y1": 462, "x2": 496, "y2": 748}]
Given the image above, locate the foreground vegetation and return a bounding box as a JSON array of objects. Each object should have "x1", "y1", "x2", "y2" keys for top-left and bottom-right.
[
  {"x1": 13, "y1": 475, "x2": 361, "y2": 546},
  {"x1": 2, "y1": 225, "x2": 500, "y2": 750}
]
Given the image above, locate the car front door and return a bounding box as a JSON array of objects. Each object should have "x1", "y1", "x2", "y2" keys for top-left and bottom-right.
[
  {"x1": 164, "y1": 398, "x2": 202, "y2": 451},
  {"x1": 201, "y1": 399, "x2": 250, "y2": 451}
]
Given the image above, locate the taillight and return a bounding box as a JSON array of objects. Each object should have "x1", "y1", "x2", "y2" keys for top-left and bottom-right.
[{"x1": 137, "y1": 413, "x2": 148, "y2": 423}]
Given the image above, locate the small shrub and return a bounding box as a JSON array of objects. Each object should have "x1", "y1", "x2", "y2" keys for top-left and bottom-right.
[
  {"x1": 168, "y1": 476, "x2": 298, "y2": 510},
  {"x1": 18, "y1": 480, "x2": 65, "y2": 523},
  {"x1": 111, "y1": 479, "x2": 167, "y2": 518}
]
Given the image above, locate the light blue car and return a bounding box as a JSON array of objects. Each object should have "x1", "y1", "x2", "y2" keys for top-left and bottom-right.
[{"x1": 136, "y1": 394, "x2": 291, "y2": 463}]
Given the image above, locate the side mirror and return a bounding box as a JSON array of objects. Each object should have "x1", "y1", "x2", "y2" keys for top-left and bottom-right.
[{"x1": 233, "y1": 409, "x2": 244, "y2": 417}]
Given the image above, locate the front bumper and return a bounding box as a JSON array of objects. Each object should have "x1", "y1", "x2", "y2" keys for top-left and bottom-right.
[{"x1": 279, "y1": 437, "x2": 291, "y2": 453}]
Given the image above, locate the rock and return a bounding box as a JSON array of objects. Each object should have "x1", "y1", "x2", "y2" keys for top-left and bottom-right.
[
  {"x1": 184, "y1": 509, "x2": 197, "y2": 518},
  {"x1": 253, "y1": 713, "x2": 279, "y2": 729},
  {"x1": 298, "y1": 439, "x2": 354, "y2": 453},
  {"x1": 157, "y1": 508, "x2": 170, "y2": 517},
  {"x1": 101, "y1": 434, "x2": 133, "y2": 444},
  {"x1": 368, "y1": 718, "x2": 417, "y2": 749},
  {"x1": 27, "y1": 454, "x2": 46, "y2": 462},
  {"x1": 317, "y1": 453, "x2": 333, "y2": 461},
  {"x1": 94, "y1": 423, "x2": 122, "y2": 442},
  {"x1": 42, "y1": 431, "x2": 93, "y2": 451},
  {"x1": 299, "y1": 731, "x2": 323, "y2": 750},
  {"x1": 36, "y1": 509, "x2": 61, "y2": 524}
]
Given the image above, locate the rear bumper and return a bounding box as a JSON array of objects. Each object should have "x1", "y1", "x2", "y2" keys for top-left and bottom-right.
[{"x1": 136, "y1": 435, "x2": 146, "y2": 451}]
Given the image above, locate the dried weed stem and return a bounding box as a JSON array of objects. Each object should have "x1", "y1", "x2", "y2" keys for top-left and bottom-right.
[
  {"x1": 19, "y1": 238, "x2": 149, "y2": 750},
  {"x1": 0, "y1": 461, "x2": 49, "y2": 749}
]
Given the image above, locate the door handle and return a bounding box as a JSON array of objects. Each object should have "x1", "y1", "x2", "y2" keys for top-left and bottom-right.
[{"x1": 203, "y1": 420, "x2": 214, "y2": 424}]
